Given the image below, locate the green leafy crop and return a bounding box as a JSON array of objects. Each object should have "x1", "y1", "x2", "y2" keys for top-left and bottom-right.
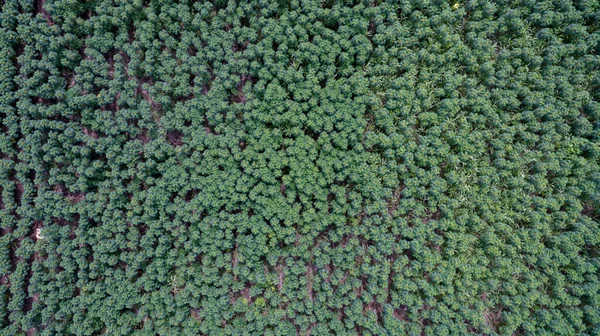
[{"x1": 1, "y1": 0, "x2": 599, "y2": 335}]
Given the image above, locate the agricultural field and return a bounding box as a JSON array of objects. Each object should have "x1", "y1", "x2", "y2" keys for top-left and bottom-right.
[{"x1": 0, "y1": 0, "x2": 599, "y2": 335}]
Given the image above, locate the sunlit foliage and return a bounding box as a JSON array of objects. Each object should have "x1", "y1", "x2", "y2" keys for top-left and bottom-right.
[{"x1": 1, "y1": 0, "x2": 599, "y2": 334}]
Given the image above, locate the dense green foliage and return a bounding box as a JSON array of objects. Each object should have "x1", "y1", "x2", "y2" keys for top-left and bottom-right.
[{"x1": 1, "y1": 0, "x2": 600, "y2": 334}]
